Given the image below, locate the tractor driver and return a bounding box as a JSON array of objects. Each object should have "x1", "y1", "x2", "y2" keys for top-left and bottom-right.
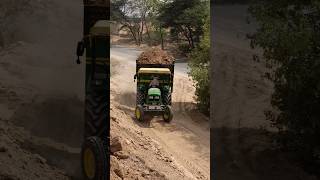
[{"x1": 149, "y1": 76, "x2": 159, "y2": 88}]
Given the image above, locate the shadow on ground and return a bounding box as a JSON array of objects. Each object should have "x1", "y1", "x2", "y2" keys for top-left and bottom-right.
[
  {"x1": 10, "y1": 95, "x2": 84, "y2": 179},
  {"x1": 11, "y1": 95, "x2": 84, "y2": 147},
  {"x1": 212, "y1": 127, "x2": 318, "y2": 180}
]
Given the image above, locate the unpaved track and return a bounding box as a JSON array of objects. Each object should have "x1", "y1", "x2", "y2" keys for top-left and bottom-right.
[{"x1": 111, "y1": 46, "x2": 210, "y2": 179}]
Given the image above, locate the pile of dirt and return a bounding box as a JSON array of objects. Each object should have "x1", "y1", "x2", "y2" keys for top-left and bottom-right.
[
  {"x1": 0, "y1": 0, "x2": 83, "y2": 178},
  {"x1": 0, "y1": 119, "x2": 70, "y2": 180},
  {"x1": 137, "y1": 48, "x2": 174, "y2": 64}
]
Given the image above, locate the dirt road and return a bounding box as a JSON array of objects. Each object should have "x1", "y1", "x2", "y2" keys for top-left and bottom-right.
[{"x1": 111, "y1": 45, "x2": 210, "y2": 179}]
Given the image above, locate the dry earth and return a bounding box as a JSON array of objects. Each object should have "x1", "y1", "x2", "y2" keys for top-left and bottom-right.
[{"x1": 0, "y1": 0, "x2": 84, "y2": 179}]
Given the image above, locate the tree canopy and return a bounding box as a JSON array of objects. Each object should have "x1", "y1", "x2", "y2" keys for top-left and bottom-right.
[
  {"x1": 249, "y1": 0, "x2": 320, "y2": 164},
  {"x1": 158, "y1": 0, "x2": 209, "y2": 49}
]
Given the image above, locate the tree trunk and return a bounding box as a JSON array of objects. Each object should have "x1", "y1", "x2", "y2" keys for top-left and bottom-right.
[
  {"x1": 140, "y1": 20, "x2": 144, "y2": 44},
  {"x1": 129, "y1": 26, "x2": 138, "y2": 45},
  {"x1": 179, "y1": 26, "x2": 190, "y2": 48},
  {"x1": 160, "y1": 26, "x2": 164, "y2": 50},
  {"x1": 183, "y1": 30, "x2": 192, "y2": 48},
  {"x1": 136, "y1": 25, "x2": 141, "y2": 46},
  {"x1": 119, "y1": 21, "x2": 139, "y2": 45},
  {"x1": 145, "y1": 21, "x2": 151, "y2": 41},
  {"x1": 187, "y1": 26, "x2": 194, "y2": 49}
]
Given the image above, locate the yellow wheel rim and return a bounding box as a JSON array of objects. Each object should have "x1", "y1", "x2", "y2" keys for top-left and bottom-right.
[
  {"x1": 84, "y1": 148, "x2": 95, "y2": 179},
  {"x1": 135, "y1": 107, "x2": 141, "y2": 119}
]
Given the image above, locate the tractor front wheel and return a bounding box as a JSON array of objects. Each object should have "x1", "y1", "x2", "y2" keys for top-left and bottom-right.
[
  {"x1": 163, "y1": 105, "x2": 173, "y2": 123},
  {"x1": 81, "y1": 136, "x2": 108, "y2": 180},
  {"x1": 135, "y1": 105, "x2": 144, "y2": 122},
  {"x1": 163, "y1": 93, "x2": 172, "y2": 105}
]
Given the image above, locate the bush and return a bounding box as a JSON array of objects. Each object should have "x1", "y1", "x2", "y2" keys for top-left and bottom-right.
[
  {"x1": 188, "y1": 16, "x2": 210, "y2": 115},
  {"x1": 188, "y1": 63, "x2": 210, "y2": 115},
  {"x1": 249, "y1": 0, "x2": 320, "y2": 162},
  {"x1": 178, "y1": 43, "x2": 192, "y2": 54}
]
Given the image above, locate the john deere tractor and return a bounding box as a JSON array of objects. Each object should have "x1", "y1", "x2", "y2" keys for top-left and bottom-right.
[
  {"x1": 76, "y1": 0, "x2": 109, "y2": 179},
  {"x1": 134, "y1": 62, "x2": 175, "y2": 122}
]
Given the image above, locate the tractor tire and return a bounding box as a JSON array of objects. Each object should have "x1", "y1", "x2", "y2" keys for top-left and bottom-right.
[
  {"x1": 135, "y1": 105, "x2": 144, "y2": 122},
  {"x1": 163, "y1": 93, "x2": 172, "y2": 105},
  {"x1": 84, "y1": 90, "x2": 107, "y2": 138},
  {"x1": 81, "y1": 136, "x2": 108, "y2": 180},
  {"x1": 136, "y1": 91, "x2": 144, "y2": 105},
  {"x1": 163, "y1": 105, "x2": 173, "y2": 123}
]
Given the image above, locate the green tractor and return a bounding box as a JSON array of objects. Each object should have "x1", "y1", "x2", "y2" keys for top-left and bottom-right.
[
  {"x1": 76, "y1": 1, "x2": 109, "y2": 179},
  {"x1": 134, "y1": 63, "x2": 175, "y2": 122}
]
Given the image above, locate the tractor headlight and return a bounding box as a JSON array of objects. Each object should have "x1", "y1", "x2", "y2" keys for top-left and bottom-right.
[
  {"x1": 154, "y1": 96, "x2": 160, "y2": 100},
  {"x1": 149, "y1": 96, "x2": 154, "y2": 99}
]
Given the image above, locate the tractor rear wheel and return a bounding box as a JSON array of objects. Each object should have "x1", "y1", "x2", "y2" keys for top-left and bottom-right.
[
  {"x1": 163, "y1": 105, "x2": 173, "y2": 123},
  {"x1": 84, "y1": 90, "x2": 107, "y2": 138},
  {"x1": 163, "y1": 93, "x2": 172, "y2": 105},
  {"x1": 135, "y1": 105, "x2": 144, "y2": 122},
  {"x1": 81, "y1": 136, "x2": 108, "y2": 180}
]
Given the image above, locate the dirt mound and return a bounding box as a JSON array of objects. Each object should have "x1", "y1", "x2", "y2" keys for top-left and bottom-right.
[
  {"x1": 137, "y1": 48, "x2": 174, "y2": 64},
  {"x1": 0, "y1": 120, "x2": 70, "y2": 180}
]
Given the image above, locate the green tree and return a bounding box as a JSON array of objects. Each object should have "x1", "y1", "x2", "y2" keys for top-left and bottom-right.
[
  {"x1": 111, "y1": 0, "x2": 162, "y2": 45},
  {"x1": 249, "y1": 0, "x2": 320, "y2": 161},
  {"x1": 188, "y1": 16, "x2": 210, "y2": 115},
  {"x1": 158, "y1": 0, "x2": 209, "y2": 49}
]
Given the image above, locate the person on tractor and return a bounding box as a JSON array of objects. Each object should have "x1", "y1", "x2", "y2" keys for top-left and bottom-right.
[{"x1": 149, "y1": 76, "x2": 160, "y2": 88}]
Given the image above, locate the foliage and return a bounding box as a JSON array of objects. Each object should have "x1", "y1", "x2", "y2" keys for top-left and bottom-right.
[
  {"x1": 188, "y1": 16, "x2": 210, "y2": 115},
  {"x1": 215, "y1": 0, "x2": 249, "y2": 4},
  {"x1": 148, "y1": 14, "x2": 167, "y2": 48},
  {"x1": 111, "y1": 0, "x2": 209, "y2": 50},
  {"x1": 178, "y1": 43, "x2": 191, "y2": 54},
  {"x1": 111, "y1": 0, "x2": 163, "y2": 45},
  {"x1": 158, "y1": 0, "x2": 209, "y2": 49},
  {"x1": 248, "y1": 0, "x2": 320, "y2": 162}
]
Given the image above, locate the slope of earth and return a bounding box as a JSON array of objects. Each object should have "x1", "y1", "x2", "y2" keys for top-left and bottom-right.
[
  {"x1": 0, "y1": 119, "x2": 69, "y2": 180},
  {"x1": 0, "y1": 0, "x2": 84, "y2": 179},
  {"x1": 110, "y1": 102, "x2": 187, "y2": 180}
]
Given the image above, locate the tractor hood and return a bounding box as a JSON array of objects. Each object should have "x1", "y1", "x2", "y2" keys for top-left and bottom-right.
[{"x1": 148, "y1": 88, "x2": 161, "y2": 96}]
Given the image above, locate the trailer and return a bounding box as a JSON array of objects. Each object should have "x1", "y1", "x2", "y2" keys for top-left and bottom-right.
[{"x1": 134, "y1": 50, "x2": 175, "y2": 122}]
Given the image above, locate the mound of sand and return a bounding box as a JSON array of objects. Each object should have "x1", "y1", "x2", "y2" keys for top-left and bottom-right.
[{"x1": 137, "y1": 48, "x2": 174, "y2": 64}]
